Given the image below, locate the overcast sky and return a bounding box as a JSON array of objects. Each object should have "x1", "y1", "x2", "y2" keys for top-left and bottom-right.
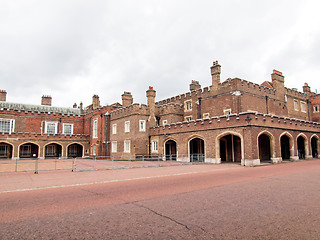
[{"x1": 1, "y1": 0, "x2": 319, "y2": 108}]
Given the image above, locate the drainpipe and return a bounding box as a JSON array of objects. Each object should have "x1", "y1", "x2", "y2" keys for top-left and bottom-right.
[
  {"x1": 198, "y1": 97, "x2": 202, "y2": 119},
  {"x1": 265, "y1": 96, "x2": 269, "y2": 114},
  {"x1": 307, "y1": 100, "x2": 310, "y2": 121}
]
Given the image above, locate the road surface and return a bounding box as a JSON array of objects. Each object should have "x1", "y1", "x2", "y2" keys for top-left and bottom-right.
[{"x1": 1, "y1": 160, "x2": 319, "y2": 239}]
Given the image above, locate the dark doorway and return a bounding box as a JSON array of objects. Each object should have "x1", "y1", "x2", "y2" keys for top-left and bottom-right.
[
  {"x1": 281, "y1": 135, "x2": 291, "y2": 160},
  {"x1": 259, "y1": 134, "x2": 271, "y2": 161},
  {"x1": 189, "y1": 138, "x2": 205, "y2": 162},
  {"x1": 219, "y1": 135, "x2": 241, "y2": 162},
  {"x1": 45, "y1": 143, "x2": 62, "y2": 158},
  {"x1": 67, "y1": 143, "x2": 83, "y2": 158},
  {"x1": 311, "y1": 137, "x2": 318, "y2": 158},
  {"x1": 165, "y1": 140, "x2": 177, "y2": 161},
  {"x1": 297, "y1": 136, "x2": 306, "y2": 159},
  {"x1": 19, "y1": 143, "x2": 39, "y2": 158},
  {"x1": 0, "y1": 143, "x2": 13, "y2": 159}
]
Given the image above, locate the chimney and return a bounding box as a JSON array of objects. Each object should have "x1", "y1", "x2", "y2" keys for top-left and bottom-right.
[
  {"x1": 0, "y1": 90, "x2": 7, "y2": 102},
  {"x1": 92, "y1": 95, "x2": 100, "y2": 109},
  {"x1": 121, "y1": 91, "x2": 133, "y2": 107},
  {"x1": 211, "y1": 60, "x2": 221, "y2": 91},
  {"x1": 73, "y1": 103, "x2": 77, "y2": 108},
  {"x1": 41, "y1": 95, "x2": 52, "y2": 106},
  {"x1": 271, "y1": 69, "x2": 285, "y2": 100},
  {"x1": 79, "y1": 101, "x2": 83, "y2": 110},
  {"x1": 303, "y1": 83, "x2": 311, "y2": 93},
  {"x1": 146, "y1": 86, "x2": 156, "y2": 127},
  {"x1": 190, "y1": 80, "x2": 201, "y2": 91}
]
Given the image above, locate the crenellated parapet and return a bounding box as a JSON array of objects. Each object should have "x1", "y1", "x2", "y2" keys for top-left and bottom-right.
[
  {"x1": 156, "y1": 103, "x2": 183, "y2": 116},
  {"x1": 110, "y1": 103, "x2": 149, "y2": 119},
  {"x1": 285, "y1": 87, "x2": 309, "y2": 99},
  {"x1": 0, "y1": 131, "x2": 90, "y2": 139}
]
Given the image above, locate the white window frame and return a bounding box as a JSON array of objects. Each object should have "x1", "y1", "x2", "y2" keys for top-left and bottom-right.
[
  {"x1": 139, "y1": 120, "x2": 146, "y2": 132},
  {"x1": 125, "y1": 121, "x2": 130, "y2": 133},
  {"x1": 45, "y1": 121, "x2": 58, "y2": 134},
  {"x1": 162, "y1": 120, "x2": 168, "y2": 126},
  {"x1": 112, "y1": 124, "x2": 117, "y2": 134},
  {"x1": 300, "y1": 101, "x2": 306, "y2": 113},
  {"x1": 151, "y1": 140, "x2": 158, "y2": 153},
  {"x1": 294, "y1": 100, "x2": 299, "y2": 111},
  {"x1": 0, "y1": 118, "x2": 15, "y2": 134},
  {"x1": 203, "y1": 113, "x2": 210, "y2": 119},
  {"x1": 111, "y1": 141, "x2": 117, "y2": 153},
  {"x1": 93, "y1": 119, "x2": 98, "y2": 138},
  {"x1": 184, "y1": 100, "x2": 192, "y2": 112},
  {"x1": 224, "y1": 109, "x2": 232, "y2": 116},
  {"x1": 314, "y1": 105, "x2": 319, "y2": 113},
  {"x1": 124, "y1": 140, "x2": 130, "y2": 153},
  {"x1": 62, "y1": 123, "x2": 73, "y2": 135},
  {"x1": 185, "y1": 116, "x2": 192, "y2": 122}
]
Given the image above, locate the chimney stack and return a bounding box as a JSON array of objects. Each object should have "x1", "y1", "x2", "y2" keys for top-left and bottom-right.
[
  {"x1": 211, "y1": 60, "x2": 221, "y2": 91},
  {"x1": 271, "y1": 70, "x2": 285, "y2": 100},
  {"x1": 41, "y1": 95, "x2": 52, "y2": 106},
  {"x1": 0, "y1": 90, "x2": 7, "y2": 102},
  {"x1": 303, "y1": 83, "x2": 311, "y2": 93},
  {"x1": 190, "y1": 80, "x2": 201, "y2": 91},
  {"x1": 121, "y1": 91, "x2": 133, "y2": 107},
  {"x1": 146, "y1": 86, "x2": 156, "y2": 127},
  {"x1": 92, "y1": 95, "x2": 100, "y2": 109}
]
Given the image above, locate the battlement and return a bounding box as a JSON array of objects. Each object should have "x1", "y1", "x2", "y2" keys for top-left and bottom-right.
[
  {"x1": 0, "y1": 131, "x2": 90, "y2": 139},
  {"x1": 110, "y1": 103, "x2": 149, "y2": 119},
  {"x1": 285, "y1": 87, "x2": 308, "y2": 99},
  {"x1": 156, "y1": 102, "x2": 183, "y2": 116}
]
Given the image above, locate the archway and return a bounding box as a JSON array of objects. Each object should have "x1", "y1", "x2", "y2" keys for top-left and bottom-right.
[
  {"x1": 297, "y1": 136, "x2": 306, "y2": 159},
  {"x1": 165, "y1": 140, "x2": 177, "y2": 161},
  {"x1": 280, "y1": 135, "x2": 291, "y2": 160},
  {"x1": 0, "y1": 142, "x2": 13, "y2": 159},
  {"x1": 189, "y1": 137, "x2": 205, "y2": 162},
  {"x1": 219, "y1": 134, "x2": 241, "y2": 162},
  {"x1": 311, "y1": 136, "x2": 318, "y2": 158},
  {"x1": 259, "y1": 134, "x2": 271, "y2": 162},
  {"x1": 67, "y1": 143, "x2": 83, "y2": 158},
  {"x1": 19, "y1": 143, "x2": 39, "y2": 158},
  {"x1": 45, "y1": 143, "x2": 62, "y2": 158}
]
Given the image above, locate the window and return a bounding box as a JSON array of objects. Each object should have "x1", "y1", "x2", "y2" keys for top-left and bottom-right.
[
  {"x1": 111, "y1": 141, "x2": 117, "y2": 153},
  {"x1": 46, "y1": 145, "x2": 56, "y2": 156},
  {"x1": 139, "y1": 120, "x2": 146, "y2": 132},
  {"x1": 224, "y1": 109, "x2": 232, "y2": 116},
  {"x1": 20, "y1": 145, "x2": 31, "y2": 157},
  {"x1": 125, "y1": 121, "x2": 130, "y2": 133},
  {"x1": 112, "y1": 124, "x2": 117, "y2": 134},
  {"x1": 0, "y1": 145, "x2": 9, "y2": 157},
  {"x1": 124, "y1": 140, "x2": 130, "y2": 153},
  {"x1": 184, "y1": 100, "x2": 192, "y2": 111},
  {"x1": 284, "y1": 94, "x2": 288, "y2": 102},
  {"x1": 92, "y1": 145, "x2": 96, "y2": 156},
  {"x1": 0, "y1": 119, "x2": 15, "y2": 134},
  {"x1": 185, "y1": 116, "x2": 192, "y2": 122},
  {"x1": 63, "y1": 123, "x2": 73, "y2": 135},
  {"x1": 162, "y1": 120, "x2": 168, "y2": 126},
  {"x1": 45, "y1": 122, "x2": 58, "y2": 134},
  {"x1": 151, "y1": 140, "x2": 158, "y2": 153},
  {"x1": 300, "y1": 102, "x2": 306, "y2": 113},
  {"x1": 93, "y1": 119, "x2": 98, "y2": 138},
  {"x1": 314, "y1": 105, "x2": 319, "y2": 113},
  {"x1": 203, "y1": 113, "x2": 210, "y2": 119},
  {"x1": 294, "y1": 100, "x2": 299, "y2": 111}
]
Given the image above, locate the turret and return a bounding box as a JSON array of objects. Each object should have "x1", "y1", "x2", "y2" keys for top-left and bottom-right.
[
  {"x1": 121, "y1": 92, "x2": 133, "y2": 107},
  {"x1": 190, "y1": 80, "x2": 201, "y2": 91},
  {"x1": 146, "y1": 86, "x2": 156, "y2": 127}
]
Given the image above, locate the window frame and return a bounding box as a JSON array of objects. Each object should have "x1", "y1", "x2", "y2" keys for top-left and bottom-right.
[
  {"x1": 300, "y1": 101, "x2": 307, "y2": 113},
  {"x1": 112, "y1": 124, "x2": 117, "y2": 134},
  {"x1": 45, "y1": 121, "x2": 58, "y2": 135},
  {"x1": 111, "y1": 141, "x2": 117, "y2": 153},
  {"x1": 93, "y1": 119, "x2": 98, "y2": 138},
  {"x1": 224, "y1": 109, "x2": 232, "y2": 116},
  {"x1": 139, "y1": 120, "x2": 146, "y2": 132},
  {"x1": 0, "y1": 118, "x2": 15, "y2": 134},
  {"x1": 184, "y1": 100, "x2": 192, "y2": 112},
  {"x1": 124, "y1": 121, "x2": 130, "y2": 133},
  {"x1": 124, "y1": 140, "x2": 131, "y2": 153},
  {"x1": 184, "y1": 116, "x2": 192, "y2": 122},
  {"x1": 151, "y1": 140, "x2": 158, "y2": 153},
  {"x1": 314, "y1": 105, "x2": 319, "y2": 113},
  {"x1": 294, "y1": 100, "x2": 299, "y2": 111},
  {"x1": 62, "y1": 123, "x2": 73, "y2": 135}
]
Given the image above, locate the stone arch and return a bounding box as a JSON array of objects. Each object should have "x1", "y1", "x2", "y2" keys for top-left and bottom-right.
[
  {"x1": 43, "y1": 142, "x2": 63, "y2": 158},
  {"x1": 0, "y1": 141, "x2": 14, "y2": 159},
  {"x1": 257, "y1": 131, "x2": 275, "y2": 162},
  {"x1": 296, "y1": 133, "x2": 308, "y2": 159},
  {"x1": 18, "y1": 142, "x2": 40, "y2": 158},
  {"x1": 67, "y1": 142, "x2": 84, "y2": 158},
  {"x1": 279, "y1": 132, "x2": 294, "y2": 160},
  {"x1": 216, "y1": 131, "x2": 244, "y2": 161},
  {"x1": 188, "y1": 135, "x2": 205, "y2": 162},
  {"x1": 164, "y1": 138, "x2": 177, "y2": 160},
  {"x1": 310, "y1": 134, "x2": 319, "y2": 158}
]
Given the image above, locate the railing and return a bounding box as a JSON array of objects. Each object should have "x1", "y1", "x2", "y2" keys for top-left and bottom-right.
[{"x1": 0, "y1": 154, "x2": 209, "y2": 173}]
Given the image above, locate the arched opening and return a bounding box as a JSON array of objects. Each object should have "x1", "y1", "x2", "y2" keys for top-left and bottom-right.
[
  {"x1": 67, "y1": 143, "x2": 83, "y2": 158},
  {"x1": 189, "y1": 137, "x2": 205, "y2": 162},
  {"x1": 311, "y1": 136, "x2": 318, "y2": 158},
  {"x1": 259, "y1": 134, "x2": 271, "y2": 162},
  {"x1": 0, "y1": 142, "x2": 13, "y2": 159},
  {"x1": 219, "y1": 134, "x2": 241, "y2": 162},
  {"x1": 19, "y1": 143, "x2": 39, "y2": 158},
  {"x1": 165, "y1": 140, "x2": 177, "y2": 161},
  {"x1": 280, "y1": 135, "x2": 291, "y2": 160},
  {"x1": 45, "y1": 143, "x2": 62, "y2": 158},
  {"x1": 297, "y1": 136, "x2": 306, "y2": 159}
]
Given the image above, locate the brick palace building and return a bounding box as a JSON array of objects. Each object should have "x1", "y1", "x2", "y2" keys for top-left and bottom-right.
[{"x1": 1, "y1": 61, "x2": 319, "y2": 166}]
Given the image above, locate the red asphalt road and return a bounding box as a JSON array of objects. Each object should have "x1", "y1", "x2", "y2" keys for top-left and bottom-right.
[{"x1": 0, "y1": 160, "x2": 320, "y2": 239}]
